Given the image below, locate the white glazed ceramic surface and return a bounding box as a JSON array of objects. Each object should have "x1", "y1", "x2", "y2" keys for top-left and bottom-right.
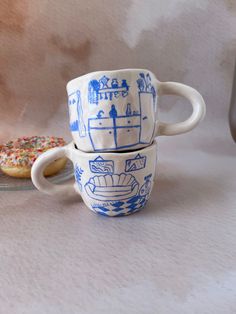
[
  {"x1": 31, "y1": 141, "x2": 157, "y2": 217},
  {"x1": 66, "y1": 69, "x2": 206, "y2": 152}
]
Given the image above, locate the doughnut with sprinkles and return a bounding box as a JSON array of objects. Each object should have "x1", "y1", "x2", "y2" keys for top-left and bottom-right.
[{"x1": 0, "y1": 136, "x2": 67, "y2": 178}]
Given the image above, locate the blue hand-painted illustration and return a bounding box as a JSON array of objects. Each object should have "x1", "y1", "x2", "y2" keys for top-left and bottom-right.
[
  {"x1": 92, "y1": 174, "x2": 152, "y2": 217},
  {"x1": 126, "y1": 103, "x2": 132, "y2": 116},
  {"x1": 137, "y1": 73, "x2": 156, "y2": 97},
  {"x1": 137, "y1": 72, "x2": 157, "y2": 144},
  {"x1": 69, "y1": 90, "x2": 86, "y2": 137},
  {"x1": 88, "y1": 75, "x2": 129, "y2": 105},
  {"x1": 88, "y1": 103, "x2": 141, "y2": 151},
  {"x1": 86, "y1": 72, "x2": 157, "y2": 151},
  {"x1": 70, "y1": 120, "x2": 79, "y2": 132},
  {"x1": 109, "y1": 104, "x2": 118, "y2": 118},
  {"x1": 139, "y1": 174, "x2": 152, "y2": 196},
  {"x1": 91, "y1": 175, "x2": 153, "y2": 216},
  {"x1": 74, "y1": 165, "x2": 84, "y2": 191},
  {"x1": 97, "y1": 110, "x2": 104, "y2": 118},
  {"x1": 85, "y1": 173, "x2": 139, "y2": 201},
  {"x1": 125, "y1": 154, "x2": 146, "y2": 172},
  {"x1": 91, "y1": 195, "x2": 148, "y2": 216},
  {"x1": 89, "y1": 156, "x2": 114, "y2": 174}
]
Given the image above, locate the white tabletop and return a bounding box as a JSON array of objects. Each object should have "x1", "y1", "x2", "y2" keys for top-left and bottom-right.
[{"x1": 1, "y1": 126, "x2": 236, "y2": 314}]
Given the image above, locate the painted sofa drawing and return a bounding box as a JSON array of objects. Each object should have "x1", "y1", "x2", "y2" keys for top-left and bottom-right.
[{"x1": 85, "y1": 173, "x2": 139, "y2": 201}]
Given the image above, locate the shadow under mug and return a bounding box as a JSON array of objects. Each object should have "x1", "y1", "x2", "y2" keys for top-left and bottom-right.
[
  {"x1": 31, "y1": 141, "x2": 157, "y2": 217},
  {"x1": 67, "y1": 68, "x2": 206, "y2": 152}
]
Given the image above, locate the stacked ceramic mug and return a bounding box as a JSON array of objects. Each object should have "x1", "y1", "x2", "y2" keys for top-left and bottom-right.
[{"x1": 32, "y1": 69, "x2": 206, "y2": 217}]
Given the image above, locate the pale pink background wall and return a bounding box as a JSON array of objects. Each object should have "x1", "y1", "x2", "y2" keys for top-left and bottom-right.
[
  {"x1": 0, "y1": 0, "x2": 235, "y2": 142},
  {"x1": 1, "y1": 3, "x2": 236, "y2": 313}
]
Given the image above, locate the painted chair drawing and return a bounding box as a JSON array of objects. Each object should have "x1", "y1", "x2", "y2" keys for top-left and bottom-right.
[{"x1": 85, "y1": 173, "x2": 139, "y2": 201}]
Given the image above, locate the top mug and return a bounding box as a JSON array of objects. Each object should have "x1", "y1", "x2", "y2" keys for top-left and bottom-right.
[{"x1": 67, "y1": 69, "x2": 206, "y2": 152}]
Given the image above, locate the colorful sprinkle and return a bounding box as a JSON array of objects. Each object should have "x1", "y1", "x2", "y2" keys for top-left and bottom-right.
[{"x1": 0, "y1": 136, "x2": 66, "y2": 167}]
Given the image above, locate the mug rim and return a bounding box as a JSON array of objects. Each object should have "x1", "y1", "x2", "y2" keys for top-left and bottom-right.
[
  {"x1": 67, "y1": 139, "x2": 157, "y2": 157},
  {"x1": 66, "y1": 68, "x2": 157, "y2": 91}
]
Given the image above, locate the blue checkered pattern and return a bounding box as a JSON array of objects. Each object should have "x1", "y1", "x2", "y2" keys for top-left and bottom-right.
[{"x1": 91, "y1": 194, "x2": 149, "y2": 217}]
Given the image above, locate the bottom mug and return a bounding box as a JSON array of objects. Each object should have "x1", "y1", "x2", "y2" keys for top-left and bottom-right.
[{"x1": 31, "y1": 141, "x2": 157, "y2": 217}]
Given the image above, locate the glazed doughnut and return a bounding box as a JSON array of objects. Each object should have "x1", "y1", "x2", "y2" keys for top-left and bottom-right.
[{"x1": 0, "y1": 136, "x2": 67, "y2": 178}]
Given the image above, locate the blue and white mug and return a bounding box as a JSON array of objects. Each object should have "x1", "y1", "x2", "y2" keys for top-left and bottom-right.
[
  {"x1": 67, "y1": 69, "x2": 206, "y2": 152},
  {"x1": 31, "y1": 141, "x2": 157, "y2": 217}
]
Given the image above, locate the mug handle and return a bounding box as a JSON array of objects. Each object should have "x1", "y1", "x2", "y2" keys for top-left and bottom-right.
[
  {"x1": 156, "y1": 82, "x2": 206, "y2": 136},
  {"x1": 31, "y1": 144, "x2": 78, "y2": 198}
]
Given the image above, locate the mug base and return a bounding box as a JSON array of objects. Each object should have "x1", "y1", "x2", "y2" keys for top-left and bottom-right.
[
  {"x1": 89, "y1": 195, "x2": 149, "y2": 217},
  {"x1": 93, "y1": 207, "x2": 142, "y2": 217}
]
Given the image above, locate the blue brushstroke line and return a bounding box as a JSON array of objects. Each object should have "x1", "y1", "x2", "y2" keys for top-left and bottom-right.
[
  {"x1": 89, "y1": 157, "x2": 114, "y2": 174},
  {"x1": 125, "y1": 154, "x2": 147, "y2": 172},
  {"x1": 88, "y1": 114, "x2": 140, "y2": 121},
  {"x1": 70, "y1": 120, "x2": 79, "y2": 132},
  {"x1": 88, "y1": 76, "x2": 129, "y2": 105},
  {"x1": 88, "y1": 125, "x2": 141, "y2": 130}
]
